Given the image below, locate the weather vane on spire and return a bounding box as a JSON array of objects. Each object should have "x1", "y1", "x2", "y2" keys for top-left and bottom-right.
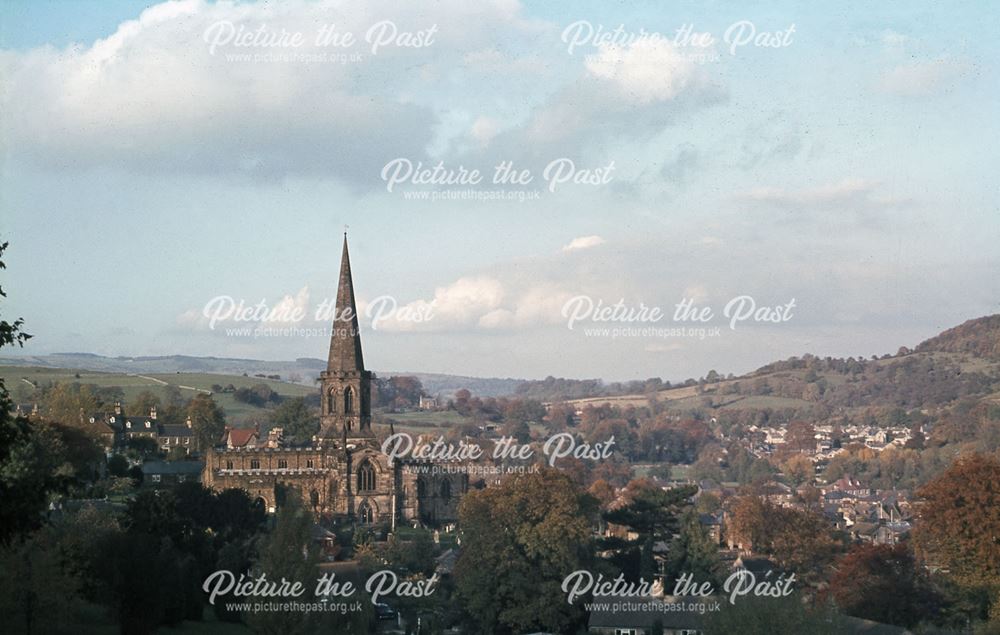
[{"x1": 344, "y1": 224, "x2": 349, "y2": 237}]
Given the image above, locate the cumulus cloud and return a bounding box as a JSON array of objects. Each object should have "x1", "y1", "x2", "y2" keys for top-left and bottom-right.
[
  {"x1": 451, "y1": 37, "x2": 724, "y2": 173},
  {"x1": 369, "y1": 273, "x2": 580, "y2": 333},
  {"x1": 369, "y1": 276, "x2": 504, "y2": 332},
  {"x1": 0, "y1": 0, "x2": 534, "y2": 186},
  {"x1": 561, "y1": 235, "x2": 605, "y2": 252},
  {"x1": 2, "y1": 0, "x2": 725, "y2": 194},
  {"x1": 584, "y1": 39, "x2": 699, "y2": 104}
]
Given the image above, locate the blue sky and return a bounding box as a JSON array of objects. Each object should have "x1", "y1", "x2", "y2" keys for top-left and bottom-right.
[{"x1": 1, "y1": 0, "x2": 997, "y2": 380}]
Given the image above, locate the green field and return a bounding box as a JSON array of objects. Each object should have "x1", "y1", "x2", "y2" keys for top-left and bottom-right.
[
  {"x1": 380, "y1": 409, "x2": 468, "y2": 432},
  {"x1": 1, "y1": 365, "x2": 317, "y2": 424}
]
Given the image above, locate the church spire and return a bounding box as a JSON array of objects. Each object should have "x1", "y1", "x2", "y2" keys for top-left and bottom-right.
[
  {"x1": 327, "y1": 234, "x2": 365, "y2": 372},
  {"x1": 319, "y1": 233, "x2": 373, "y2": 441}
]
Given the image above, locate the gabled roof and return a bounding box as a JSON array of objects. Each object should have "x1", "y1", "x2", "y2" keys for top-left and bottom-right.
[{"x1": 224, "y1": 426, "x2": 259, "y2": 447}]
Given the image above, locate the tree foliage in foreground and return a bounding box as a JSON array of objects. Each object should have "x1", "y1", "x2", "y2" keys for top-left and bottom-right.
[{"x1": 454, "y1": 468, "x2": 596, "y2": 635}]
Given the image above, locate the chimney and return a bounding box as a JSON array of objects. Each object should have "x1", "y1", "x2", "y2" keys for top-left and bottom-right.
[
  {"x1": 150, "y1": 406, "x2": 157, "y2": 420},
  {"x1": 114, "y1": 401, "x2": 122, "y2": 416},
  {"x1": 185, "y1": 415, "x2": 193, "y2": 429}
]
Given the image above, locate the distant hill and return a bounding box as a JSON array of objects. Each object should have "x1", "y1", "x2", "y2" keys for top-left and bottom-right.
[
  {"x1": 0, "y1": 353, "x2": 523, "y2": 398},
  {"x1": 547, "y1": 314, "x2": 1000, "y2": 421},
  {"x1": 915, "y1": 315, "x2": 1000, "y2": 361}
]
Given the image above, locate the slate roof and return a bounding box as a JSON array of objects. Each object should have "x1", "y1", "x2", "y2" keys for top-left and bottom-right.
[{"x1": 158, "y1": 424, "x2": 194, "y2": 437}]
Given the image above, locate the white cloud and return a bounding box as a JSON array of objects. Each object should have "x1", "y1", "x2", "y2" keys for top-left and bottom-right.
[
  {"x1": 0, "y1": 0, "x2": 535, "y2": 185},
  {"x1": 371, "y1": 276, "x2": 504, "y2": 332},
  {"x1": 561, "y1": 235, "x2": 605, "y2": 252},
  {"x1": 371, "y1": 272, "x2": 579, "y2": 333},
  {"x1": 452, "y1": 37, "x2": 723, "y2": 171},
  {"x1": 584, "y1": 39, "x2": 699, "y2": 104}
]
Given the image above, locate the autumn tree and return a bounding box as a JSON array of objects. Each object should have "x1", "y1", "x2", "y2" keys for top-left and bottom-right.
[
  {"x1": 728, "y1": 495, "x2": 840, "y2": 582},
  {"x1": 915, "y1": 453, "x2": 1000, "y2": 620},
  {"x1": 454, "y1": 468, "x2": 595, "y2": 634},
  {"x1": 783, "y1": 454, "x2": 813, "y2": 485},
  {"x1": 41, "y1": 382, "x2": 100, "y2": 426},
  {"x1": 785, "y1": 421, "x2": 816, "y2": 454},
  {"x1": 827, "y1": 543, "x2": 940, "y2": 627}
]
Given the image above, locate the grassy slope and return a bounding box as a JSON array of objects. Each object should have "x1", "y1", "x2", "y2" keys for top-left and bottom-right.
[
  {"x1": 557, "y1": 350, "x2": 1000, "y2": 413},
  {"x1": 1, "y1": 366, "x2": 316, "y2": 424}
]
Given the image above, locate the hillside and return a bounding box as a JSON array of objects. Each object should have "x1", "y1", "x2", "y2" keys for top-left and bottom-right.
[
  {"x1": 0, "y1": 365, "x2": 315, "y2": 422},
  {"x1": 915, "y1": 314, "x2": 1000, "y2": 361},
  {"x1": 0, "y1": 353, "x2": 523, "y2": 397},
  {"x1": 553, "y1": 315, "x2": 1000, "y2": 426}
]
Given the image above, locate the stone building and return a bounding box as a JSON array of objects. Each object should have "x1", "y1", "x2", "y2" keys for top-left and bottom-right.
[{"x1": 203, "y1": 237, "x2": 466, "y2": 527}]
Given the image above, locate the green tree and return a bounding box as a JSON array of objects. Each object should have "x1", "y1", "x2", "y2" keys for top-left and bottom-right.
[
  {"x1": 602, "y1": 482, "x2": 698, "y2": 581},
  {"x1": 454, "y1": 468, "x2": 595, "y2": 634},
  {"x1": 666, "y1": 510, "x2": 722, "y2": 589},
  {"x1": 245, "y1": 493, "x2": 370, "y2": 633},
  {"x1": 0, "y1": 527, "x2": 83, "y2": 635},
  {"x1": 703, "y1": 594, "x2": 846, "y2": 635},
  {"x1": 107, "y1": 454, "x2": 129, "y2": 477},
  {"x1": 94, "y1": 530, "x2": 169, "y2": 635},
  {"x1": 269, "y1": 397, "x2": 319, "y2": 444},
  {"x1": 0, "y1": 245, "x2": 70, "y2": 545},
  {"x1": 131, "y1": 390, "x2": 160, "y2": 417},
  {"x1": 186, "y1": 393, "x2": 226, "y2": 451}
]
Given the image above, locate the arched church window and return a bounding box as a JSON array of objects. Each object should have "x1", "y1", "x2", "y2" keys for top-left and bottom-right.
[
  {"x1": 344, "y1": 387, "x2": 354, "y2": 413},
  {"x1": 358, "y1": 459, "x2": 376, "y2": 492},
  {"x1": 310, "y1": 489, "x2": 319, "y2": 509},
  {"x1": 416, "y1": 478, "x2": 426, "y2": 498},
  {"x1": 327, "y1": 388, "x2": 337, "y2": 415},
  {"x1": 440, "y1": 479, "x2": 451, "y2": 503}
]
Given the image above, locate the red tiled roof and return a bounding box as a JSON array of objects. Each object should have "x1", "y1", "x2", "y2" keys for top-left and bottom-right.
[{"x1": 227, "y1": 428, "x2": 258, "y2": 447}]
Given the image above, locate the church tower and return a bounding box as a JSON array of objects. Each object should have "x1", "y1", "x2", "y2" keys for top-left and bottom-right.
[{"x1": 319, "y1": 236, "x2": 373, "y2": 441}]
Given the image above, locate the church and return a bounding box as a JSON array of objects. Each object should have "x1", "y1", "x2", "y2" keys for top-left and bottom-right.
[{"x1": 202, "y1": 237, "x2": 467, "y2": 527}]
